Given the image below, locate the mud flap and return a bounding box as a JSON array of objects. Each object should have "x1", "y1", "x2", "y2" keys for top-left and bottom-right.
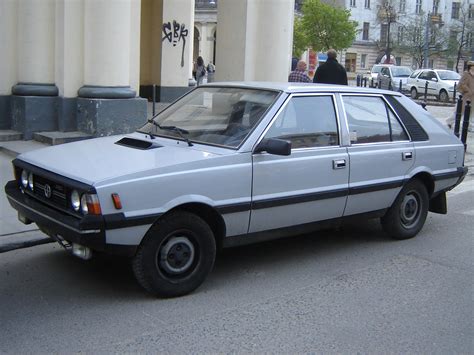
[{"x1": 429, "y1": 192, "x2": 447, "y2": 214}]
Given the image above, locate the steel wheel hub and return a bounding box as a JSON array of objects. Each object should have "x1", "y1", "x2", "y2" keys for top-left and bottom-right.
[
  {"x1": 159, "y1": 236, "x2": 195, "y2": 275},
  {"x1": 400, "y1": 193, "x2": 420, "y2": 228}
]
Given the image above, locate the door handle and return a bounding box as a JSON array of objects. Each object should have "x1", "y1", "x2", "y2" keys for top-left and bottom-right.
[
  {"x1": 402, "y1": 152, "x2": 413, "y2": 160},
  {"x1": 333, "y1": 159, "x2": 346, "y2": 169}
]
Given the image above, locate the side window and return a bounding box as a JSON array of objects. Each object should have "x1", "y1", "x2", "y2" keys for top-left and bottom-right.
[
  {"x1": 343, "y1": 95, "x2": 408, "y2": 144},
  {"x1": 380, "y1": 67, "x2": 389, "y2": 76},
  {"x1": 419, "y1": 71, "x2": 428, "y2": 80},
  {"x1": 265, "y1": 96, "x2": 339, "y2": 149},
  {"x1": 388, "y1": 109, "x2": 409, "y2": 141}
]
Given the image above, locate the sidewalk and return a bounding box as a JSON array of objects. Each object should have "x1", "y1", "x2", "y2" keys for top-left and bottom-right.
[{"x1": 0, "y1": 105, "x2": 472, "y2": 253}]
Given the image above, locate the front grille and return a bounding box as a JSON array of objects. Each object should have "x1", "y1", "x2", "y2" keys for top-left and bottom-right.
[{"x1": 32, "y1": 175, "x2": 68, "y2": 208}]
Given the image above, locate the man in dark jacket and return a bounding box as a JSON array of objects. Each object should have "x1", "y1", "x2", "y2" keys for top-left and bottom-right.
[{"x1": 313, "y1": 49, "x2": 348, "y2": 85}]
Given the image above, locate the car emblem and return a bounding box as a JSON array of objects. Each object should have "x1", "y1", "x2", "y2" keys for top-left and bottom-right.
[{"x1": 44, "y1": 184, "x2": 52, "y2": 198}]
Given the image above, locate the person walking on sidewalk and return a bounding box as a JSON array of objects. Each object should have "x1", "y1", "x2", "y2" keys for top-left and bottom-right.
[
  {"x1": 458, "y1": 61, "x2": 474, "y2": 131},
  {"x1": 448, "y1": 61, "x2": 474, "y2": 131},
  {"x1": 313, "y1": 49, "x2": 348, "y2": 85},
  {"x1": 193, "y1": 56, "x2": 207, "y2": 86},
  {"x1": 288, "y1": 60, "x2": 311, "y2": 83}
]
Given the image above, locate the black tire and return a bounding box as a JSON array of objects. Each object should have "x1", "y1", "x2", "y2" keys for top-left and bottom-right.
[
  {"x1": 132, "y1": 211, "x2": 216, "y2": 297},
  {"x1": 439, "y1": 90, "x2": 449, "y2": 102},
  {"x1": 381, "y1": 179, "x2": 429, "y2": 240},
  {"x1": 410, "y1": 87, "x2": 418, "y2": 99}
]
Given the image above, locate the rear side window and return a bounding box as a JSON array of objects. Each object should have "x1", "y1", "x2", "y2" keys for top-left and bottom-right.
[
  {"x1": 265, "y1": 95, "x2": 339, "y2": 149},
  {"x1": 384, "y1": 95, "x2": 429, "y2": 141},
  {"x1": 342, "y1": 95, "x2": 408, "y2": 144}
]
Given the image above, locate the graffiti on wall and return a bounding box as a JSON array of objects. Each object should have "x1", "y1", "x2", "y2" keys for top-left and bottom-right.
[{"x1": 162, "y1": 20, "x2": 189, "y2": 67}]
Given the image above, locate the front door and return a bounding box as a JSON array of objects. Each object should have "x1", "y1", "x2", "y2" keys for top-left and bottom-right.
[{"x1": 249, "y1": 95, "x2": 349, "y2": 233}]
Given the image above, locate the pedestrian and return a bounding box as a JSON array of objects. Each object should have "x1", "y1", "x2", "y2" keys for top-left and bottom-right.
[
  {"x1": 193, "y1": 56, "x2": 206, "y2": 86},
  {"x1": 313, "y1": 49, "x2": 348, "y2": 85},
  {"x1": 448, "y1": 61, "x2": 474, "y2": 131},
  {"x1": 288, "y1": 60, "x2": 311, "y2": 83}
]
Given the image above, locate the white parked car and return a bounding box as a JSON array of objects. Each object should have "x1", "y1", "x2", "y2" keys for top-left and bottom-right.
[
  {"x1": 5, "y1": 83, "x2": 468, "y2": 297},
  {"x1": 407, "y1": 69, "x2": 461, "y2": 102}
]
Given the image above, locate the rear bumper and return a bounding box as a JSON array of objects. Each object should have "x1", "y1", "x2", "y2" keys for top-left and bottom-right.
[{"x1": 5, "y1": 180, "x2": 136, "y2": 256}]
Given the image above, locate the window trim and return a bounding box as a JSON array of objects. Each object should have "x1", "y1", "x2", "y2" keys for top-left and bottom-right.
[
  {"x1": 253, "y1": 93, "x2": 343, "y2": 153},
  {"x1": 339, "y1": 93, "x2": 411, "y2": 146}
]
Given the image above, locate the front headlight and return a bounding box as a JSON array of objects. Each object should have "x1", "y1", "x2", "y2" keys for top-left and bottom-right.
[
  {"x1": 28, "y1": 172, "x2": 34, "y2": 190},
  {"x1": 80, "y1": 194, "x2": 88, "y2": 214},
  {"x1": 71, "y1": 190, "x2": 81, "y2": 211},
  {"x1": 21, "y1": 170, "x2": 28, "y2": 188}
]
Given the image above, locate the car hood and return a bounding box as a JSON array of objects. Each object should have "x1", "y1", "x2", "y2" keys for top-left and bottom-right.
[
  {"x1": 17, "y1": 133, "x2": 223, "y2": 186},
  {"x1": 442, "y1": 79, "x2": 458, "y2": 86}
]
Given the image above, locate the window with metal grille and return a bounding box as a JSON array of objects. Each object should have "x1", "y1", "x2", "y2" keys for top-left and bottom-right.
[
  {"x1": 416, "y1": 0, "x2": 422, "y2": 14},
  {"x1": 432, "y1": 0, "x2": 439, "y2": 15},
  {"x1": 399, "y1": 0, "x2": 406, "y2": 12},
  {"x1": 452, "y1": 2, "x2": 460, "y2": 19},
  {"x1": 363, "y1": 22, "x2": 369, "y2": 40},
  {"x1": 365, "y1": 0, "x2": 370, "y2": 9}
]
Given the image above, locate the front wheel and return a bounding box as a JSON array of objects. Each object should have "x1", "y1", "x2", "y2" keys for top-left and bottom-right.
[
  {"x1": 439, "y1": 90, "x2": 449, "y2": 102},
  {"x1": 132, "y1": 211, "x2": 216, "y2": 297},
  {"x1": 381, "y1": 179, "x2": 429, "y2": 240},
  {"x1": 410, "y1": 87, "x2": 418, "y2": 99}
]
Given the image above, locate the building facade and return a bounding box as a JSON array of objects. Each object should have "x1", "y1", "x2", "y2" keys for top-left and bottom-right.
[{"x1": 341, "y1": 0, "x2": 474, "y2": 74}]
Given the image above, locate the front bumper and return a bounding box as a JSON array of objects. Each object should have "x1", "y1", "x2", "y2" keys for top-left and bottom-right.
[{"x1": 5, "y1": 181, "x2": 136, "y2": 256}]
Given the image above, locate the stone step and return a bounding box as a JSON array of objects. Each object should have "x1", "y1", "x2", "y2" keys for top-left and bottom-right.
[
  {"x1": 0, "y1": 130, "x2": 23, "y2": 142},
  {"x1": 33, "y1": 131, "x2": 93, "y2": 146}
]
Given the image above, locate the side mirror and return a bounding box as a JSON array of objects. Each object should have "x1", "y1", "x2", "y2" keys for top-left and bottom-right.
[
  {"x1": 254, "y1": 138, "x2": 291, "y2": 156},
  {"x1": 432, "y1": 78, "x2": 438, "y2": 82}
]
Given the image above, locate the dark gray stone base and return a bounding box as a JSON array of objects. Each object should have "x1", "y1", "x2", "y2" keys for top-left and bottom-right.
[
  {"x1": 140, "y1": 85, "x2": 192, "y2": 102},
  {"x1": 11, "y1": 96, "x2": 58, "y2": 140},
  {"x1": 58, "y1": 97, "x2": 77, "y2": 131},
  {"x1": 0, "y1": 95, "x2": 11, "y2": 129},
  {"x1": 77, "y1": 97, "x2": 147, "y2": 137}
]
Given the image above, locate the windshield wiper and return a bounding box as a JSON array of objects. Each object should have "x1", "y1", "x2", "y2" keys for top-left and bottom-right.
[{"x1": 147, "y1": 119, "x2": 193, "y2": 146}]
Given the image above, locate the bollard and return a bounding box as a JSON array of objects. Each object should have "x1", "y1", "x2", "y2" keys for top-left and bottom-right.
[
  {"x1": 453, "y1": 83, "x2": 457, "y2": 104},
  {"x1": 460, "y1": 100, "x2": 471, "y2": 150},
  {"x1": 371, "y1": 78, "x2": 374, "y2": 88},
  {"x1": 421, "y1": 102, "x2": 427, "y2": 111},
  {"x1": 152, "y1": 84, "x2": 156, "y2": 116},
  {"x1": 364, "y1": 78, "x2": 368, "y2": 87},
  {"x1": 388, "y1": 80, "x2": 392, "y2": 91},
  {"x1": 356, "y1": 75, "x2": 361, "y2": 87},
  {"x1": 424, "y1": 81, "x2": 428, "y2": 101},
  {"x1": 378, "y1": 78, "x2": 382, "y2": 89},
  {"x1": 454, "y1": 95, "x2": 463, "y2": 137},
  {"x1": 399, "y1": 79, "x2": 403, "y2": 93}
]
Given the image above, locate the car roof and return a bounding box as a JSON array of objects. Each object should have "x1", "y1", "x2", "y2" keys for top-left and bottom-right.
[{"x1": 202, "y1": 81, "x2": 404, "y2": 96}]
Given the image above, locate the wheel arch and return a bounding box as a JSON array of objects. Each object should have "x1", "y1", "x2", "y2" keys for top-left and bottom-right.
[
  {"x1": 410, "y1": 171, "x2": 435, "y2": 197},
  {"x1": 160, "y1": 202, "x2": 226, "y2": 251}
]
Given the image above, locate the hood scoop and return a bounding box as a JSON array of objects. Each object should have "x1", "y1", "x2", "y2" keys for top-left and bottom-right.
[{"x1": 115, "y1": 137, "x2": 162, "y2": 150}]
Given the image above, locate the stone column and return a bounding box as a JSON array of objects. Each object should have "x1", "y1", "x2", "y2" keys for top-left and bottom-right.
[
  {"x1": 55, "y1": 0, "x2": 84, "y2": 131},
  {"x1": 0, "y1": 0, "x2": 17, "y2": 129},
  {"x1": 11, "y1": 0, "x2": 58, "y2": 139},
  {"x1": 140, "y1": 0, "x2": 195, "y2": 102},
  {"x1": 77, "y1": 0, "x2": 146, "y2": 137},
  {"x1": 215, "y1": 0, "x2": 295, "y2": 82}
]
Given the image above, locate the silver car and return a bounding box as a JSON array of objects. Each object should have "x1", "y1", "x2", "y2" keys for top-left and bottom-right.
[
  {"x1": 377, "y1": 65, "x2": 413, "y2": 91},
  {"x1": 5, "y1": 83, "x2": 467, "y2": 297}
]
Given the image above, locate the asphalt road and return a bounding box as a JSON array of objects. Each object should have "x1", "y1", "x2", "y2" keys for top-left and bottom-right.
[{"x1": 1, "y1": 176, "x2": 472, "y2": 353}]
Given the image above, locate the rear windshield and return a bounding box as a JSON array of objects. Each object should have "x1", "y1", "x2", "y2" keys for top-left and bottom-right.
[{"x1": 437, "y1": 71, "x2": 460, "y2": 80}]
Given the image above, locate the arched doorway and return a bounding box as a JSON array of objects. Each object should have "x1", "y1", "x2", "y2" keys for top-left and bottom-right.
[{"x1": 193, "y1": 26, "x2": 200, "y2": 63}]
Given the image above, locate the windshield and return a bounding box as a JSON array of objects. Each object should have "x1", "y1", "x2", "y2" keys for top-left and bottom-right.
[
  {"x1": 138, "y1": 87, "x2": 280, "y2": 148},
  {"x1": 437, "y1": 70, "x2": 460, "y2": 80},
  {"x1": 391, "y1": 67, "x2": 412, "y2": 77},
  {"x1": 371, "y1": 66, "x2": 383, "y2": 74}
]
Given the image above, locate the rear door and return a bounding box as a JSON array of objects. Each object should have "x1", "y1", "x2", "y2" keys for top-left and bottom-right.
[
  {"x1": 249, "y1": 94, "x2": 349, "y2": 233},
  {"x1": 340, "y1": 94, "x2": 414, "y2": 216}
]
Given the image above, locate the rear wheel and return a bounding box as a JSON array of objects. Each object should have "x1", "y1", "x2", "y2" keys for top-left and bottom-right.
[
  {"x1": 439, "y1": 90, "x2": 449, "y2": 102},
  {"x1": 381, "y1": 179, "x2": 429, "y2": 240},
  {"x1": 410, "y1": 87, "x2": 418, "y2": 99},
  {"x1": 132, "y1": 211, "x2": 216, "y2": 297}
]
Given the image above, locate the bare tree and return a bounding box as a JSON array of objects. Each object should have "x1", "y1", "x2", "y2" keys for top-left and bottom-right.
[
  {"x1": 446, "y1": 0, "x2": 474, "y2": 72},
  {"x1": 375, "y1": 0, "x2": 398, "y2": 63}
]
